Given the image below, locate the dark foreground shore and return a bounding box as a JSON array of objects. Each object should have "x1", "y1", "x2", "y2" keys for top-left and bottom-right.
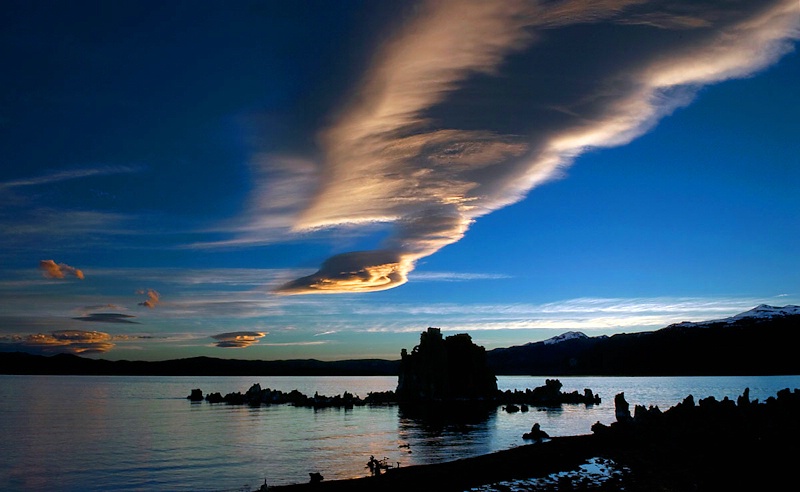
[{"x1": 269, "y1": 388, "x2": 800, "y2": 491}]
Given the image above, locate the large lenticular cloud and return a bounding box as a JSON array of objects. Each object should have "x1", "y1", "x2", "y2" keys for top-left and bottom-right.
[{"x1": 275, "y1": 0, "x2": 799, "y2": 294}]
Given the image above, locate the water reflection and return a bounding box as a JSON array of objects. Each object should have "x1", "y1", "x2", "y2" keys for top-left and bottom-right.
[
  {"x1": 397, "y1": 403, "x2": 499, "y2": 464},
  {"x1": 3, "y1": 375, "x2": 799, "y2": 491}
]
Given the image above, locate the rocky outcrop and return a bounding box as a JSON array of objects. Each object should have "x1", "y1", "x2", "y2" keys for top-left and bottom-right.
[
  {"x1": 187, "y1": 388, "x2": 203, "y2": 401},
  {"x1": 191, "y1": 383, "x2": 397, "y2": 408},
  {"x1": 269, "y1": 387, "x2": 800, "y2": 491},
  {"x1": 498, "y1": 379, "x2": 601, "y2": 407},
  {"x1": 396, "y1": 328, "x2": 497, "y2": 402},
  {"x1": 588, "y1": 387, "x2": 800, "y2": 490},
  {"x1": 187, "y1": 331, "x2": 602, "y2": 410},
  {"x1": 614, "y1": 392, "x2": 632, "y2": 422},
  {"x1": 522, "y1": 422, "x2": 549, "y2": 441},
  {"x1": 190, "y1": 378, "x2": 600, "y2": 410}
]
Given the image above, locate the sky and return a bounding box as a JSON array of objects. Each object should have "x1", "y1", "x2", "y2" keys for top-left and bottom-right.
[{"x1": 1, "y1": 0, "x2": 798, "y2": 361}]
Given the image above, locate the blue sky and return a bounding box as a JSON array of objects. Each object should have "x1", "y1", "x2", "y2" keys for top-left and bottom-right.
[{"x1": 1, "y1": 0, "x2": 798, "y2": 361}]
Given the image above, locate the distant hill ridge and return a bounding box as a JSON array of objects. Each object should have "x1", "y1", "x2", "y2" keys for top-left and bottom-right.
[
  {"x1": 1, "y1": 305, "x2": 798, "y2": 376},
  {"x1": 486, "y1": 304, "x2": 800, "y2": 376}
]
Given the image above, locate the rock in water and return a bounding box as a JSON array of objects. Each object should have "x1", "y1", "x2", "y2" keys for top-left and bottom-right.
[{"x1": 396, "y1": 327, "x2": 497, "y2": 402}]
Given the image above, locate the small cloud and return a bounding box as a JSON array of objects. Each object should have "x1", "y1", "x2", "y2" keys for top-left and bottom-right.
[
  {"x1": 72, "y1": 313, "x2": 140, "y2": 324},
  {"x1": 39, "y1": 259, "x2": 85, "y2": 280},
  {"x1": 21, "y1": 330, "x2": 115, "y2": 354},
  {"x1": 314, "y1": 330, "x2": 338, "y2": 337},
  {"x1": 137, "y1": 289, "x2": 160, "y2": 309},
  {"x1": 411, "y1": 271, "x2": 512, "y2": 282},
  {"x1": 211, "y1": 331, "x2": 266, "y2": 348}
]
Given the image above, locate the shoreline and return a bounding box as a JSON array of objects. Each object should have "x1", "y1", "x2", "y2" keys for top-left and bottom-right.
[
  {"x1": 268, "y1": 388, "x2": 800, "y2": 491},
  {"x1": 269, "y1": 435, "x2": 599, "y2": 491}
]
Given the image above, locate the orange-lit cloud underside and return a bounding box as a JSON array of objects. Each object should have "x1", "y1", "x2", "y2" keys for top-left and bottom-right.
[
  {"x1": 211, "y1": 331, "x2": 266, "y2": 348},
  {"x1": 39, "y1": 259, "x2": 84, "y2": 280},
  {"x1": 23, "y1": 330, "x2": 113, "y2": 354},
  {"x1": 260, "y1": 0, "x2": 798, "y2": 294}
]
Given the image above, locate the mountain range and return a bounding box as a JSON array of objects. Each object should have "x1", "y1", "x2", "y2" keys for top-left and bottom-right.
[
  {"x1": 1, "y1": 305, "x2": 798, "y2": 376},
  {"x1": 486, "y1": 304, "x2": 800, "y2": 375}
]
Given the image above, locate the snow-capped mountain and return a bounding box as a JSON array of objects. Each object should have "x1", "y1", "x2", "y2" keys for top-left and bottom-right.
[
  {"x1": 487, "y1": 304, "x2": 800, "y2": 375},
  {"x1": 670, "y1": 304, "x2": 800, "y2": 328},
  {"x1": 542, "y1": 331, "x2": 589, "y2": 345},
  {"x1": 729, "y1": 304, "x2": 800, "y2": 320}
]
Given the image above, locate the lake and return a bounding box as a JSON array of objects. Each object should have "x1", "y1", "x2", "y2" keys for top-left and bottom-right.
[{"x1": 1, "y1": 374, "x2": 798, "y2": 491}]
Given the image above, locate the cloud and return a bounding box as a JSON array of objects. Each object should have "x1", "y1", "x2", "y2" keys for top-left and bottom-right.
[
  {"x1": 19, "y1": 330, "x2": 115, "y2": 354},
  {"x1": 0, "y1": 167, "x2": 139, "y2": 248},
  {"x1": 314, "y1": 330, "x2": 338, "y2": 337},
  {"x1": 211, "y1": 331, "x2": 266, "y2": 348},
  {"x1": 0, "y1": 165, "x2": 141, "y2": 190},
  {"x1": 72, "y1": 313, "x2": 140, "y2": 324},
  {"x1": 262, "y1": 0, "x2": 798, "y2": 294},
  {"x1": 189, "y1": 155, "x2": 321, "y2": 249},
  {"x1": 349, "y1": 296, "x2": 772, "y2": 332},
  {"x1": 278, "y1": 250, "x2": 411, "y2": 294},
  {"x1": 137, "y1": 289, "x2": 160, "y2": 309},
  {"x1": 260, "y1": 341, "x2": 329, "y2": 347},
  {"x1": 411, "y1": 271, "x2": 512, "y2": 282},
  {"x1": 4, "y1": 210, "x2": 129, "y2": 244},
  {"x1": 39, "y1": 259, "x2": 85, "y2": 280}
]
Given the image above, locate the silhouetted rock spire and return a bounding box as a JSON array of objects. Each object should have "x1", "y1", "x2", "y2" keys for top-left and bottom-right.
[{"x1": 396, "y1": 328, "x2": 497, "y2": 402}]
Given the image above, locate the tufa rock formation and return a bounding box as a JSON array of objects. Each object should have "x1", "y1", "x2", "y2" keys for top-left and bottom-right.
[{"x1": 396, "y1": 328, "x2": 497, "y2": 402}]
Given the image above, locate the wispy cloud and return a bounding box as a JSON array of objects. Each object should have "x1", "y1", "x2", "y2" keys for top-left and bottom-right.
[
  {"x1": 0, "y1": 166, "x2": 151, "y2": 251},
  {"x1": 251, "y1": 0, "x2": 799, "y2": 294},
  {"x1": 189, "y1": 155, "x2": 321, "y2": 249},
  {"x1": 411, "y1": 271, "x2": 512, "y2": 282},
  {"x1": 0, "y1": 165, "x2": 141, "y2": 190},
  {"x1": 211, "y1": 331, "x2": 266, "y2": 348},
  {"x1": 351, "y1": 296, "x2": 772, "y2": 333},
  {"x1": 313, "y1": 330, "x2": 338, "y2": 337},
  {"x1": 260, "y1": 341, "x2": 330, "y2": 347},
  {"x1": 39, "y1": 259, "x2": 85, "y2": 280}
]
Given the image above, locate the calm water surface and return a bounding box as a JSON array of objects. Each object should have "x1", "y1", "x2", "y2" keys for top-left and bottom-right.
[{"x1": 1, "y1": 374, "x2": 798, "y2": 491}]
